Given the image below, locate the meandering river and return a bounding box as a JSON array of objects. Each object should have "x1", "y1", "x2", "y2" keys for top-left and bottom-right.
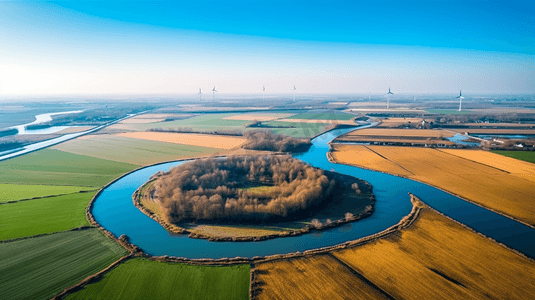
[{"x1": 91, "y1": 125, "x2": 535, "y2": 259}]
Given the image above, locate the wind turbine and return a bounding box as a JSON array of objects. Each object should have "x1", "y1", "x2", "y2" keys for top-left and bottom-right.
[
  {"x1": 456, "y1": 90, "x2": 464, "y2": 111},
  {"x1": 386, "y1": 87, "x2": 394, "y2": 109},
  {"x1": 212, "y1": 86, "x2": 217, "y2": 100},
  {"x1": 263, "y1": 85, "x2": 265, "y2": 101},
  {"x1": 198, "y1": 88, "x2": 202, "y2": 101},
  {"x1": 293, "y1": 85, "x2": 297, "y2": 102}
]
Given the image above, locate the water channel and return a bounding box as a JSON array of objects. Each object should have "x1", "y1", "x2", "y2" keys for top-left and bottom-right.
[{"x1": 91, "y1": 125, "x2": 535, "y2": 259}]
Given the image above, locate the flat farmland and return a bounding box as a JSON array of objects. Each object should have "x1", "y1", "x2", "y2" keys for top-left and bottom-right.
[
  {"x1": 439, "y1": 149, "x2": 535, "y2": 182},
  {"x1": 116, "y1": 132, "x2": 247, "y2": 149},
  {"x1": 222, "y1": 112, "x2": 295, "y2": 121},
  {"x1": 331, "y1": 208, "x2": 535, "y2": 300},
  {"x1": 0, "y1": 184, "x2": 91, "y2": 203},
  {"x1": 253, "y1": 255, "x2": 390, "y2": 300},
  {"x1": 52, "y1": 134, "x2": 224, "y2": 165},
  {"x1": 331, "y1": 145, "x2": 535, "y2": 226},
  {"x1": 377, "y1": 117, "x2": 424, "y2": 127},
  {"x1": 0, "y1": 149, "x2": 138, "y2": 187},
  {"x1": 330, "y1": 144, "x2": 413, "y2": 177},
  {"x1": 66, "y1": 258, "x2": 250, "y2": 300},
  {"x1": 277, "y1": 118, "x2": 356, "y2": 125},
  {"x1": 451, "y1": 128, "x2": 535, "y2": 134},
  {"x1": 342, "y1": 128, "x2": 454, "y2": 138},
  {"x1": 0, "y1": 191, "x2": 96, "y2": 240},
  {"x1": 286, "y1": 111, "x2": 355, "y2": 120},
  {"x1": 492, "y1": 150, "x2": 535, "y2": 164},
  {"x1": 0, "y1": 229, "x2": 127, "y2": 300},
  {"x1": 262, "y1": 121, "x2": 330, "y2": 138},
  {"x1": 116, "y1": 113, "x2": 252, "y2": 132}
]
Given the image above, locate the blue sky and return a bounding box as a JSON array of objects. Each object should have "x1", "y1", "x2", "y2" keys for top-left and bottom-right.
[{"x1": 1, "y1": 1, "x2": 533, "y2": 95}]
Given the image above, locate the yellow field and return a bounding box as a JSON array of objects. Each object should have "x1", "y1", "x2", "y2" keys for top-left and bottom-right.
[
  {"x1": 344, "y1": 128, "x2": 454, "y2": 138},
  {"x1": 254, "y1": 255, "x2": 389, "y2": 300},
  {"x1": 439, "y1": 149, "x2": 535, "y2": 183},
  {"x1": 332, "y1": 208, "x2": 535, "y2": 300},
  {"x1": 331, "y1": 145, "x2": 535, "y2": 226},
  {"x1": 116, "y1": 132, "x2": 247, "y2": 149},
  {"x1": 330, "y1": 144, "x2": 413, "y2": 177},
  {"x1": 463, "y1": 122, "x2": 535, "y2": 128}
]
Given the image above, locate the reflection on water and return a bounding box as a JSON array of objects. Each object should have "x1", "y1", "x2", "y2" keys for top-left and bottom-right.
[{"x1": 91, "y1": 124, "x2": 535, "y2": 259}]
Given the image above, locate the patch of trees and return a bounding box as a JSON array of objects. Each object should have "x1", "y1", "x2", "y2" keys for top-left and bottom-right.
[
  {"x1": 242, "y1": 130, "x2": 311, "y2": 152},
  {"x1": 151, "y1": 155, "x2": 348, "y2": 223},
  {"x1": 0, "y1": 140, "x2": 24, "y2": 151}
]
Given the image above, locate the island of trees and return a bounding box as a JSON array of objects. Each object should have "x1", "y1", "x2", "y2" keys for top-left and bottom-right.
[{"x1": 147, "y1": 155, "x2": 370, "y2": 226}]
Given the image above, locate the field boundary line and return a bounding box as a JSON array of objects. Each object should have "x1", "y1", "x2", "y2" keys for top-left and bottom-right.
[
  {"x1": 0, "y1": 225, "x2": 95, "y2": 244},
  {"x1": 435, "y1": 148, "x2": 512, "y2": 174},
  {"x1": 327, "y1": 253, "x2": 396, "y2": 300},
  {"x1": 0, "y1": 189, "x2": 98, "y2": 205},
  {"x1": 51, "y1": 254, "x2": 134, "y2": 300},
  {"x1": 363, "y1": 145, "x2": 416, "y2": 175}
]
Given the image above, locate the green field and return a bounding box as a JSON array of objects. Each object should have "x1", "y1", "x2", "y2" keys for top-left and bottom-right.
[
  {"x1": 66, "y1": 258, "x2": 250, "y2": 300},
  {"x1": 0, "y1": 149, "x2": 138, "y2": 187},
  {"x1": 0, "y1": 184, "x2": 92, "y2": 203},
  {"x1": 126, "y1": 113, "x2": 252, "y2": 132},
  {"x1": 286, "y1": 111, "x2": 355, "y2": 120},
  {"x1": 262, "y1": 121, "x2": 330, "y2": 138},
  {"x1": 426, "y1": 109, "x2": 472, "y2": 114},
  {"x1": 492, "y1": 150, "x2": 535, "y2": 164},
  {"x1": 53, "y1": 135, "x2": 223, "y2": 165},
  {"x1": 0, "y1": 191, "x2": 96, "y2": 240},
  {"x1": 0, "y1": 229, "x2": 127, "y2": 300}
]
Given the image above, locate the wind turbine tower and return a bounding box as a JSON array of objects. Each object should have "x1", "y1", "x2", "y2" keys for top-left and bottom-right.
[
  {"x1": 212, "y1": 86, "x2": 217, "y2": 100},
  {"x1": 198, "y1": 88, "x2": 202, "y2": 101},
  {"x1": 386, "y1": 87, "x2": 394, "y2": 109},
  {"x1": 456, "y1": 90, "x2": 464, "y2": 111},
  {"x1": 293, "y1": 85, "x2": 297, "y2": 102},
  {"x1": 263, "y1": 85, "x2": 265, "y2": 101}
]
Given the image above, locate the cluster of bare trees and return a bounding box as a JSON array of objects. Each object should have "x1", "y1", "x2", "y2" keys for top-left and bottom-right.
[
  {"x1": 242, "y1": 130, "x2": 311, "y2": 152},
  {"x1": 151, "y1": 155, "x2": 337, "y2": 223}
]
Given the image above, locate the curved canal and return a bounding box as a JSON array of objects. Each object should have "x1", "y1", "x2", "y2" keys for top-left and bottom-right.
[{"x1": 92, "y1": 125, "x2": 535, "y2": 259}]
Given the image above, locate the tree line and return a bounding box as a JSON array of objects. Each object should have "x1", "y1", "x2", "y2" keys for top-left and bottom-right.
[{"x1": 241, "y1": 130, "x2": 311, "y2": 152}]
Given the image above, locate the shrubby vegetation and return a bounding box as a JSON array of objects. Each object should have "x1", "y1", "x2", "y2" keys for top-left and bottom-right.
[
  {"x1": 151, "y1": 155, "x2": 347, "y2": 223},
  {"x1": 242, "y1": 129, "x2": 311, "y2": 152},
  {"x1": 0, "y1": 128, "x2": 18, "y2": 138}
]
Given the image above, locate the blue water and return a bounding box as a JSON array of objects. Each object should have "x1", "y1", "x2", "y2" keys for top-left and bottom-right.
[
  {"x1": 92, "y1": 125, "x2": 535, "y2": 259},
  {"x1": 446, "y1": 134, "x2": 480, "y2": 146}
]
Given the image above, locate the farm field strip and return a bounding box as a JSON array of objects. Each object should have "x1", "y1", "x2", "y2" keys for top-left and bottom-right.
[
  {"x1": 0, "y1": 229, "x2": 127, "y2": 300},
  {"x1": 222, "y1": 112, "x2": 295, "y2": 121},
  {"x1": 122, "y1": 113, "x2": 253, "y2": 132},
  {"x1": 277, "y1": 118, "x2": 356, "y2": 125},
  {"x1": 451, "y1": 128, "x2": 535, "y2": 134},
  {"x1": 343, "y1": 128, "x2": 454, "y2": 138},
  {"x1": 0, "y1": 184, "x2": 92, "y2": 203},
  {"x1": 331, "y1": 145, "x2": 535, "y2": 227},
  {"x1": 331, "y1": 208, "x2": 535, "y2": 300},
  {"x1": 52, "y1": 134, "x2": 224, "y2": 165},
  {"x1": 286, "y1": 112, "x2": 355, "y2": 120},
  {"x1": 0, "y1": 191, "x2": 96, "y2": 241},
  {"x1": 0, "y1": 149, "x2": 138, "y2": 187},
  {"x1": 262, "y1": 121, "x2": 331, "y2": 138},
  {"x1": 330, "y1": 144, "x2": 413, "y2": 177},
  {"x1": 492, "y1": 150, "x2": 535, "y2": 164},
  {"x1": 253, "y1": 255, "x2": 390, "y2": 300},
  {"x1": 66, "y1": 258, "x2": 250, "y2": 300},
  {"x1": 116, "y1": 132, "x2": 247, "y2": 149},
  {"x1": 438, "y1": 149, "x2": 535, "y2": 182}
]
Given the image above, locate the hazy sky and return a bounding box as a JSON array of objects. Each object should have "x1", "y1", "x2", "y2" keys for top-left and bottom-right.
[{"x1": 1, "y1": 1, "x2": 534, "y2": 95}]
